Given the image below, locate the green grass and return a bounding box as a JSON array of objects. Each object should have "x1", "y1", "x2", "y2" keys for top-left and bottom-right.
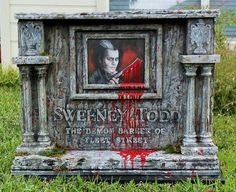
[
  {"x1": 214, "y1": 51, "x2": 236, "y2": 115},
  {"x1": 0, "y1": 66, "x2": 19, "y2": 87},
  {"x1": 0, "y1": 87, "x2": 236, "y2": 191}
]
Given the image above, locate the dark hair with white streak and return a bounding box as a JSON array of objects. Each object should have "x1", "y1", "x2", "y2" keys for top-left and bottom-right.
[{"x1": 94, "y1": 40, "x2": 119, "y2": 68}]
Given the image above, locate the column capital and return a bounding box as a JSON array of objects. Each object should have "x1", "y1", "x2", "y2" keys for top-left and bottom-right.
[
  {"x1": 200, "y1": 65, "x2": 213, "y2": 76},
  {"x1": 19, "y1": 66, "x2": 31, "y2": 80},
  {"x1": 34, "y1": 65, "x2": 48, "y2": 78},
  {"x1": 184, "y1": 65, "x2": 198, "y2": 77}
]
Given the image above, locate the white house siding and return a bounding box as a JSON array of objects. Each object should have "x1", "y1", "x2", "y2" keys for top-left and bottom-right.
[
  {"x1": 110, "y1": 0, "x2": 203, "y2": 10},
  {"x1": 129, "y1": 0, "x2": 185, "y2": 10},
  {"x1": 0, "y1": 0, "x2": 109, "y2": 68}
]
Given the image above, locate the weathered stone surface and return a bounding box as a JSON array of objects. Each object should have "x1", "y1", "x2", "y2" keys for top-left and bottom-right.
[
  {"x1": 19, "y1": 22, "x2": 44, "y2": 56},
  {"x1": 181, "y1": 145, "x2": 218, "y2": 156},
  {"x1": 13, "y1": 150, "x2": 219, "y2": 170},
  {"x1": 13, "y1": 56, "x2": 52, "y2": 65},
  {"x1": 15, "y1": 10, "x2": 219, "y2": 20},
  {"x1": 179, "y1": 55, "x2": 220, "y2": 64},
  {"x1": 12, "y1": 10, "x2": 221, "y2": 181},
  {"x1": 12, "y1": 150, "x2": 220, "y2": 181},
  {"x1": 186, "y1": 19, "x2": 214, "y2": 55}
]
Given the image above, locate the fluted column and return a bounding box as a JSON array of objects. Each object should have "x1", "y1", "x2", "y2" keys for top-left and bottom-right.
[
  {"x1": 199, "y1": 66, "x2": 214, "y2": 144},
  {"x1": 19, "y1": 66, "x2": 34, "y2": 145},
  {"x1": 35, "y1": 65, "x2": 51, "y2": 146},
  {"x1": 183, "y1": 65, "x2": 197, "y2": 146}
]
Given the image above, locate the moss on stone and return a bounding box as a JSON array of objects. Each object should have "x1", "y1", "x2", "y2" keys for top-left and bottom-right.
[
  {"x1": 15, "y1": 152, "x2": 30, "y2": 156},
  {"x1": 39, "y1": 147, "x2": 66, "y2": 157},
  {"x1": 53, "y1": 164, "x2": 69, "y2": 172}
]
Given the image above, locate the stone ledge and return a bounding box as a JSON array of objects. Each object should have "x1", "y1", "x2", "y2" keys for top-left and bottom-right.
[
  {"x1": 16, "y1": 144, "x2": 55, "y2": 154},
  {"x1": 12, "y1": 56, "x2": 52, "y2": 65},
  {"x1": 181, "y1": 145, "x2": 218, "y2": 156},
  {"x1": 179, "y1": 55, "x2": 220, "y2": 64},
  {"x1": 12, "y1": 150, "x2": 219, "y2": 171},
  {"x1": 12, "y1": 170, "x2": 222, "y2": 182},
  {"x1": 15, "y1": 10, "x2": 220, "y2": 20}
]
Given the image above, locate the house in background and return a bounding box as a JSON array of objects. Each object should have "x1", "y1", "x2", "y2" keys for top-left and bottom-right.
[
  {"x1": 0, "y1": 0, "x2": 235, "y2": 68},
  {"x1": 110, "y1": 0, "x2": 236, "y2": 50},
  {"x1": 110, "y1": 0, "x2": 205, "y2": 10},
  {"x1": 0, "y1": 0, "x2": 108, "y2": 68}
]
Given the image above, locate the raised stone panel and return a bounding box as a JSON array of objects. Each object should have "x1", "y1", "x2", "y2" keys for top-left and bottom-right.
[
  {"x1": 19, "y1": 21, "x2": 44, "y2": 56},
  {"x1": 187, "y1": 19, "x2": 214, "y2": 55},
  {"x1": 12, "y1": 10, "x2": 221, "y2": 182}
]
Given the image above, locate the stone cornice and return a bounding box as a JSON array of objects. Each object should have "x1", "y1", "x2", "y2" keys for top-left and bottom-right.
[
  {"x1": 15, "y1": 9, "x2": 220, "y2": 20},
  {"x1": 12, "y1": 56, "x2": 52, "y2": 65}
]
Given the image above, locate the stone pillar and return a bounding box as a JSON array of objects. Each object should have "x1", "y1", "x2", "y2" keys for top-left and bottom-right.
[
  {"x1": 183, "y1": 65, "x2": 197, "y2": 146},
  {"x1": 180, "y1": 55, "x2": 220, "y2": 155},
  {"x1": 199, "y1": 65, "x2": 214, "y2": 144},
  {"x1": 35, "y1": 65, "x2": 51, "y2": 146},
  {"x1": 19, "y1": 66, "x2": 34, "y2": 145}
]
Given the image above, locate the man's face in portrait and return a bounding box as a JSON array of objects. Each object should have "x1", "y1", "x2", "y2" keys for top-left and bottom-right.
[{"x1": 101, "y1": 49, "x2": 119, "y2": 74}]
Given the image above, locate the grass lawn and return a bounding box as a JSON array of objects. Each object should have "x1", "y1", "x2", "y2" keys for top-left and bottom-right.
[{"x1": 0, "y1": 86, "x2": 236, "y2": 191}]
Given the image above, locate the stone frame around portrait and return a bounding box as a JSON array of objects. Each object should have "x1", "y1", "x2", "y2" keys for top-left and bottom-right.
[{"x1": 69, "y1": 25, "x2": 163, "y2": 100}]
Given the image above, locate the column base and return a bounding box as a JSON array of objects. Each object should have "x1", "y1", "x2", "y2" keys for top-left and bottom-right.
[
  {"x1": 199, "y1": 134, "x2": 214, "y2": 144},
  {"x1": 22, "y1": 132, "x2": 35, "y2": 144},
  {"x1": 182, "y1": 134, "x2": 197, "y2": 146},
  {"x1": 16, "y1": 143, "x2": 55, "y2": 155},
  {"x1": 38, "y1": 132, "x2": 51, "y2": 147},
  {"x1": 181, "y1": 143, "x2": 218, "y2": 156}
]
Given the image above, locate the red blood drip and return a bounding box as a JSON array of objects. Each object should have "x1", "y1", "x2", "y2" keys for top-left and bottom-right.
[
  {"x1": 117, "y1": 91, "x2": 144, "y2": 150},
  {"x1": 112, "y1": 58, "x2": 146, "y2": 150},
  {"x1": 111, "y1": 58, "x2": 152, "y2": 154},
  {"x1": 166, "y1": 171, "x2": 173, "y2": 178},
  {"x1": 115, "y1": 149, "x2": 156, "y2": 169},
  {"x1": 191, "y1": 170, "x2": 196, "y2": 178}
]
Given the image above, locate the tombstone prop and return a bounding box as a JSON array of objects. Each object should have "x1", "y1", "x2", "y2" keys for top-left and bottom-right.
[{"x1": 12, "y1": 10, "x2": 221, "y2": 181}]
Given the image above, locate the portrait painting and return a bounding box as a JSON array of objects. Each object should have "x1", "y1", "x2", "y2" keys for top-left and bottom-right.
[{"x1": 86, "y1": 37, "x2": 147, "y2": 88}]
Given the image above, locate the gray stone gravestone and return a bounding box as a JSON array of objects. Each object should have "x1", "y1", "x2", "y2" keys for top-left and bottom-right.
[{"x1": 12, "y1": 10, "x2": 221, "y2": 181}]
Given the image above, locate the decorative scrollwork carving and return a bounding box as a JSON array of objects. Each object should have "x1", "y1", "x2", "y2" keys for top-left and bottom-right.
[
  {"x1": 20, "y1": 22, "x2": 43, "y2": 56},
  {"x1": 191, "y1": 23, "x2": 211, "y2": 54}
]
